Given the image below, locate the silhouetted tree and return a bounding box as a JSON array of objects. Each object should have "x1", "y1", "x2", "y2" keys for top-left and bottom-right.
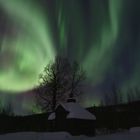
[
  {"x1": 0, "y1": 102, "x2": 14, "y2": 116},
  {"x1": 111, "y1": 84, "x2": 123, "y2": 105},
  {"x1": 102, "y1": 83, "x2": 123, "y2": 106},
  {"x1": 68, "y1": 61, "x2": 86, "y2": 98},
  {"x1": 35, "y1": 56, "x2": 85, "y2": 112},
  {"x1": 126, "y1": 87, "x2": 140, "y2": 103},
  {"x1": 101, "y1": 92, "x2": 112, "y2": 106}
]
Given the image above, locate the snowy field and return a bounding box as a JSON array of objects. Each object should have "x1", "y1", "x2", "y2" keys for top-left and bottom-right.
[{"x1": 0, "y1": 129, "x2": 140, "y2": 140}]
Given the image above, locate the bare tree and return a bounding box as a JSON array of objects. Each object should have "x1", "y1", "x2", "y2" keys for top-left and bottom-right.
[
  {"x1": 132, "y1": 87, "x2": 140, "y2": 101},
  {"x1": 35, "y1": 56, "x2": 85, "y2": 112},
  {"x1": 126, "y1": 87, "x2": 140, "y2": 103},
  {"x1": 1, "y1": 102, "x2": 14, "y2": 116},
  {"x1": 69, "y1": 62, "x2": 85, "y2": 98},
  {"x1": 102, "y1": 83, "x2": 123, "y2": 106},
  {"x1": 101, "y1": 92, "x2": 112, "y2": 106}
]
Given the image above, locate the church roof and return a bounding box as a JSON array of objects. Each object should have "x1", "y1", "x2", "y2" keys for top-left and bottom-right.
[{"x1": 48, "y1": 102, "x2": 96, "y2": 120}]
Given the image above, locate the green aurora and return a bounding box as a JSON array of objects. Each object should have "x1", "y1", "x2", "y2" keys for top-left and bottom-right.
[
  {"x1": 0, "y1": 0, "x2": 140, "y2": 105},
  {"x1": 0, "y1": 0, "x2": 55, "y2": 91},
  {"x1": 0, "y1": 0, "x2": 121, "y2": 91}
]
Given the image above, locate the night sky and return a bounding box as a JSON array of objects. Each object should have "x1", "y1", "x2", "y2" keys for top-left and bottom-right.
[{"x1": 0, "y1": 0, "x2": 140, "y2": 112}]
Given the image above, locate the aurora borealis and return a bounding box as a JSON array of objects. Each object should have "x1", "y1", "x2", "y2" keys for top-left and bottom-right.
[
  {"x1": 0, "y1": 0, "x2": 55, "y2": 91},
  {"x1": 0, "y1": 0, "x2": 140, "y2": 110},
  {"x1": 0, "y1": 0, "x2": 121, "y2": 91}
]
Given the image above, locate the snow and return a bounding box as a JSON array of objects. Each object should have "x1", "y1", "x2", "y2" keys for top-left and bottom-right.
[
  {"x1": 48, "y1": 112, "x2": 55, "y2": 120},
  {"x1": 89, "y1": 132, "x2": 140, "y2": 140},
  {"x1": 61, "y1": 102, "x2": 96, "y2": 120},
  {"x1": 48, "y1": 102, "x2": 96, "y2": 120},
  {"x1": 0, "y1": 132, "x2": 71, "y2": 140},
  {"x1": 0, "y1": 131, "x2": 140, "y2": 140},
  {"x1": 129, "y1": 127, "x2": 140, "y2": 133}
]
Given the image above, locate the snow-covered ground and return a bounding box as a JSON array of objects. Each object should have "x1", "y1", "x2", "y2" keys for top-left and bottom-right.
[{"x1": 0, "y1": 129, "x2": 140, "y2": 140}]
